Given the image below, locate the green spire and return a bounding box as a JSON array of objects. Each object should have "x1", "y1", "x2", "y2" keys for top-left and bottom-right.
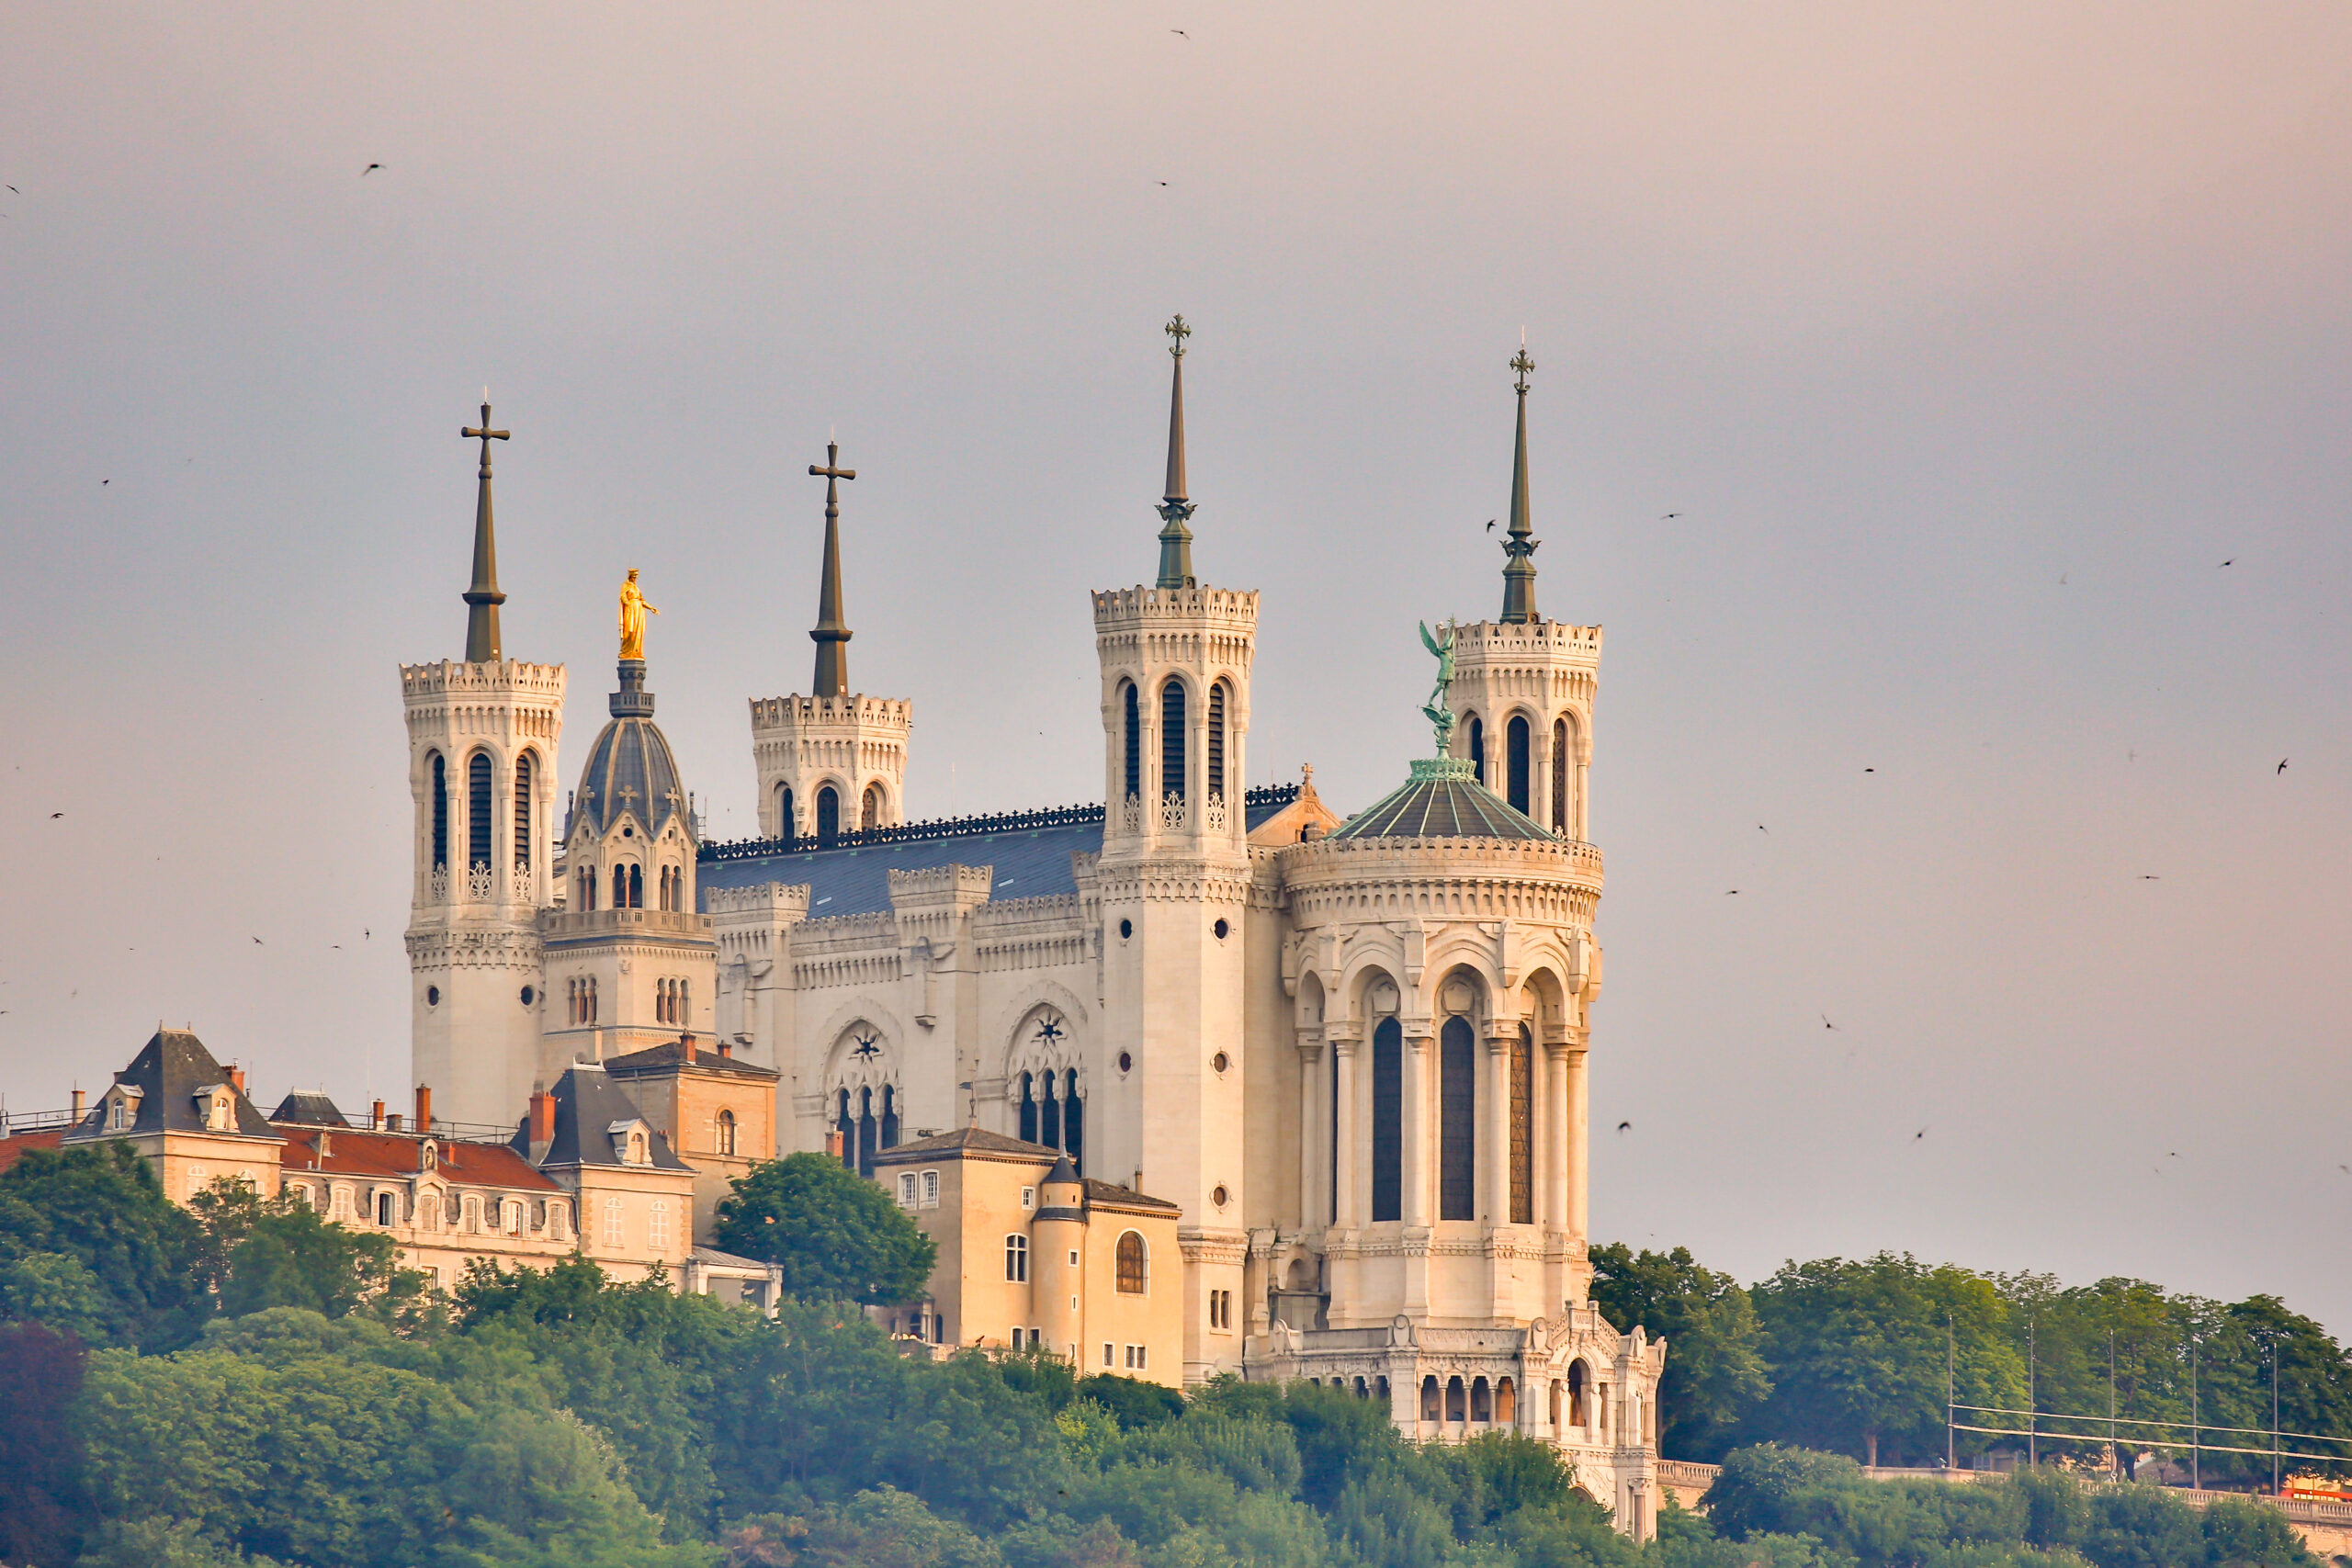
[
  {"x1": 1155, "y1": 314, "x2": 1197, "y2": 590},
  {"x1": 808, "y1": 440, "x2": 857, "y2": 697},
  {"x1": 1499, "y1": 341, "x2": 1540, "y2": 625},
  {"x1": 460, "y1": 398, "x2": 510, "y2": 661}
]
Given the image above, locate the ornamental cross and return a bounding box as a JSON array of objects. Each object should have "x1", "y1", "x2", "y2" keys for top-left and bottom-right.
[
  {"x1": 463, "y1": 400, "x2": 510, "y2": 472},
  {"x1": 1511, "y1": 344, "x2": 1535, "y2": 394},
  {"x1": 1035, "y1": 1016, "x2": 1065, "y2": 1044},
  {"x1": 1166, "y1": 314, "x2": 1191, "y2": 359},
  {"x1": 616, "y1": 784, "x2": 639, "y2": 806},
  {"x1": 808, "y1": 441, "x2": 856, "y2": 503},
  {"x1": 851, "y1": 1034, "x2": 881, "y2": 1061}
]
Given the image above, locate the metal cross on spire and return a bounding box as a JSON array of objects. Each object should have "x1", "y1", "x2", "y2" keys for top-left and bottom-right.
[
  {"x1": 460, "y1": 396, "x2": 512, "y2": 662},
  {"x1": 808, "y1": 440, "x2": 858, "y2": 697},
  {"x1": 1156, "y1": 315, "x2": 1197, "y2": 588},
  {"x1": 1500, "y1": 337, "x2": 1541, "y2": 624},
  {"x1": 1166, "y1": 313, "x2": 1191, "y2": 359}
]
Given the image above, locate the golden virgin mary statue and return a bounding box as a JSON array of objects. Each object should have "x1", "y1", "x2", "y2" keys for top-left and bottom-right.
[{"x1": 618, "y1": 569, "x2": 659, "y2": 660}]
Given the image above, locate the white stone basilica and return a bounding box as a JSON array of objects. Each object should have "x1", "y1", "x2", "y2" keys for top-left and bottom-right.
[{"x1": 400, "y1": 331, "x2": 1668, "y2": 1533}]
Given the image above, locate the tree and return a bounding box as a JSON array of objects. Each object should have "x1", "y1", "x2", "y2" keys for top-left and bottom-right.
[
  {"x1": 1589, "y1": 1243, "x2": 1772, "y2": 1461},
  {"x1": 714, "y1": 1155, "x2": 937, "y2": 1305},
  {"x1": 0, "y1": 1320, "x2": 95, "y2": 1564},
  {"x1": 0, "y1": 1139, "x2": 205, "y2": 1348},
  {"x1": 193, "y1": 1179, "x2": 421, "y2": 1320}
]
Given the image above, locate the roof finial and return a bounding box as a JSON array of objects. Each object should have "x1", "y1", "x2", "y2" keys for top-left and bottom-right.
[
  {"x1": 808, "y1": 440, "x2": 858, "y2": 697},
  {"x1": 1500, "y1": 336, "x2": 1540, "y2": 624},
  {"x1": 1155, "y1": 314, "x2": 1197, "y2": 590},
  {"x1": 461, "y1": 397, "x2": 512, "y2": 661}
]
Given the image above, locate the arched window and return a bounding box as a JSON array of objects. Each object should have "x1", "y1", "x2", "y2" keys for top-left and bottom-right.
[
  {"x1": 775, "y1": 784, "x2": 796, "y2": 844},
  {"x1": 1159, "y1": 680, "x2": 1187, "y2": 801},
  {"x1": 628, "y1": 863, "x2": 643, "y2": 908},
  {"x1": 467, "y1": 751, "x2": 494, "y2": 869},
  {"x1": 1497, "y1": 1376, "x2": 1517, "y2": 1424},
  {"x1": 1471, "y1": 1377, "x2": 1493, "y2": 1423},
  {"x1": 879, "y1": 1082, "x2": 899, "y2": 1153},
  {"x1": 656, "y1": 979, "x2": 669, "y2": 1025},
  {"x1": 514, "y1": 753, "x2": 534, "y2": 870},
  {"x1": 1062, "y1": 1067, "x2": 1082, "y2": 1172},
  {"x1": 1568, "y1": 1359, "x2": 1589, "y2": 1426},
  {"x1": 1440, "y1": 1014, "x2": 1476, "y2": 1221},
  {"x1": 678, "y1": 977, "x2": 689, "y2": 1024},
  {"x1": 1510, "y1": 1025, "x2": 1533, "y2": 1224},
  {"x1": 857, "y1": 1087, "x2": 877, "y2": 1177},
  {"x1": 649, "y1": 1198, "x2": 672, "y2": 1250},
  {"x1": 1466, "y1": 716, "x2": 1485, "y2": 785},
  {"x1": 1017, "y1": 1071, "x2": 1036, "y2": 1144},
  {"x1": 817, "y1": 786, "x2": 840, "y2": 846},
  {"x1": 1551, "y1": 716, "x2": 1569, "y2": 834},
  {"x1": 862, "y1": 784, "x2": 881, "y2": 831},
  {"x1": 586, "y1": 977, "x2": 597, "y2": 1024},
  {"x1": 612, "y1": 864, "x2": 628, "y2": 908},
  {"x1": 716, "y1": 1109, "x2": 737, "y2": 1156},
  {"x1": 1370, "y1": 1016, "x2": 1402, "y2": 1222},
  {"x1": 1507, "y1": 715, "x2": 1532, "y2": 815},
  {"x1": 657, "y1": 866, "x2": 669, "y2": 911},
  {"x1": 429, "y1": 753, "x2": 449, "y2": 870},
  {"x1": 1004, "y1": 1234, "x2": 1028, "y2": 1282},
  {"x1": 1421, "y1": 1376, "x2": 1442, "y2": 1422},
  {"x1": 1207, "y1": 681, "x2": 1228, "y2": 802},
  {"x1": 1114, "y1": 1231, "x2": 1148, "y2": 1293},
  {"x1": 1122, "y1": 682, "x2": 1141, "y2": 800},
  {"x1": 1446, "y1": 1375, "x2": 1467, "y2": 1423},
  {"x1": 602, "y1": 1196, "x2": 624, "y2": 1249},
  {"x1": 1040, "y1": 1073, "x2": 1060, "y2": 1151},
  {"x1": 835, "y1": 1089, "x2": 854, "y2": 1168}
]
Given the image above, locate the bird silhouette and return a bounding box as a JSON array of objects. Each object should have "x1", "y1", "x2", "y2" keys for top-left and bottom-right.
[
  {"x1": 2140, "y1": 874, "x2": 2160, "y2": 881},
  {"x1": 1661, "y1": 513, "x2": 1679, "y2": 520},
  {"x1": 1158, "y1": 181, "x2": 1168, "y2": 186},
  {"x1": 362, "y1": 164, "x2": 382, "y2": 175},
  {"x1": 1616, "y1": 1121, "x2": 1632, "y2": 1133},
  {"x1": 1915, "y1": 1128, "x2": 1928, "y2": 1140},
  {"x1": 252, "y1": 936, "x2": 264, "y2": 944},
  {"x1": 49, "y1": 812, "x2": 62, "y2": 818},
  {"x1": 2278, "y1": 759, "x2": 2289, "y2": 774},
  {"x1": 1170, "y1": 27, "x2": 1187, "y2": 36},
  {"x1": 1822, "y1": 1015, "x2": 1835, "y2": 1030},
  {"x1": 1725, "y1": 889, "x2": 1739, "y2": 896},
  {"x1": 2220, "y1": 558, "x2": 2233, "y2": 567},
  {"x1": 1485, "y1": 518, "x2": 1498, "y2": 532},
  {"x1": 1758, "y1": 824, "x2": 1769, "y2": 834},
  {"x1": 1863, "y1": 767, "x2": 1875, "y2": 773}
]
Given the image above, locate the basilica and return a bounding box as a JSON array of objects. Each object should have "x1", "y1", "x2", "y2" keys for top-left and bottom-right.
[{"x1": 396, "y1": 323, "x2": 1669, "y2": 1534}]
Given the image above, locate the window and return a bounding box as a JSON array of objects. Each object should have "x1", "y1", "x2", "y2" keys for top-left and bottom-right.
[
  {"x1": 1103, "y1": 1342, "x2": 1114, "y2": 1367},
  {"x1": 775, "y1": 784, "x2": 796, "y2": 844},
  {"x1": 716, "y1": 1109, "x2": 737, "y2": 1156},
  {"x1": 1005, "y1": 1234, "x2": 1028, "y2": 1282},
  {"x1": 899, "y1": 1173, "x2": 918, "y2": 1209},
  {"x1": 468, "y1": 750, "x2": 493, "y2": 869},
  {"x1": 505, "y1": 1200, "x2": 523, "y2": 1235},
  {"x1": 376, "y1": 1190, "x2": 395, "y2": 1226},
  {"x1": 628, "y1": 863, "x2": 643, "y2": 908},
  {"x1": 1551, "y1": 716, "x2": 1569, "y2": 833},
  {"x1": 1507, "y1": 715, "x2": 1532, "y2": 815},
  {"x1": 1159, "y1": 680, "x2": 1187, "y2": 800},
  {"x1": 514, "y1": 753, "x2": 534, "y2": 870},
  {"x1": 1466, "y1": 716, "x2": 1485, "y2": 784},
  {"x1": 1510, "y1": 1025, "x2": 1533, "y2": 1225},
  {"x1": 921, "y1": 1170, "x2": 939, "y2": 1209},
  {"x1": 1020, "y1": 1186, "x2": 1036, "y2": 1210},
  {"x1": 549, "y1": 1201, "x2": 570, "y2": 1241},
  {"x1": 816, "y1": 785, "x2": 840, "y2": 846},
  {"x1": 612, "y1": 864, "x2": 628, "y2": 908},
  {"x1": 1017, "y1": 1071, "x2": 1036, "y2": 1144},
  {"x1": 628, "y1": 1131, "x2": 648, "y2": 1165},
  {"x1": 602, "y1": 1196, "x2": 624, "y2": 1249},
  {"x1": 649, "y1": 1198, "x2": 672, "y2": 1250},
  {"x1": 1062, "y1": 1068, "x2": 1083, "y2": 1172},
  {"x1": 1440, "y1": 1015, "x2": 1476, "y2": 1221},
  {"x1": 1208, "y1": 1289, "x2": 1233, "y2": 1330},
  {"x1": 678, "y1": 978, "x2": 688, "y2": 1023},
  {"x1": 861, "y1": 784, "x2": 881, "y2": 831},
  {"x1": 1125, "y1": 1344, "x2": 1148, "y2": 1370},
  {"x1": 1207, "y1": 681, "x2": 1227, "y2": 801},
  {"x1": 1121, "y1": 682, "x2": 1141, "y2": 800},
  {"x1": 429, "y1": 753, "x2": 449, "y2": 870},
  {"x1": 1371, "y1": 1016, "x2": 1402, "y2": 1222},
  {"x1": 108, "y1": 1096, "x2": 127, "y2": 1130},
  {"x1": 1114, "y1": 1231, "x2": 1147, "y2": 1293}
]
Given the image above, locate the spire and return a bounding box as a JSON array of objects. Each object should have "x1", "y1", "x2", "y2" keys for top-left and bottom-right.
[
  {"x1": 1499, "y1": 338, "x2": 1540, "y2": 625},
  {"x1": 808, "y1": 440, "x2": 857, "y2": 697},
  {"x1": 461, "y1": 396, "x2": 511, "y2": 661},
  {"x1": 1155, "y1": 314, "x2": 1197, "y2": 590}
]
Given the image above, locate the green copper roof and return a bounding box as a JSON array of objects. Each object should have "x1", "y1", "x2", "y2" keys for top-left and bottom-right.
[{"x1": 1329, "y1": 756, "x2": 1558, "y2": 842}]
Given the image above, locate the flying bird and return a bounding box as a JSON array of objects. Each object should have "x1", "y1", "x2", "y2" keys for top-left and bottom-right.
[
  {"x1": 50, "y1": 812, "x2": 62, "y2": 818},
  {"x1": 2140, "y1": 874, "x2": 2160, "y2": 880},
  {"x1": 1758, "y1": 824, "x2": 1769, "y2": 834},
  {"x1": 252, "y1": 936, "x2": 264, "y2": 943},
  {"x1": 2278, "y1": 759, "x2": 2289, "y2": 774},
  {"x1": 1485, "y1": 518, "x2": 1498, "y2": 532},
  {"x1": 1725, "y1": 889, "x2": 1739, "y2": 895},
  {"x1": 1616, "y1": 1121, "x2": 1632, "y2": 1133},
  {"x1": 1660, "y1": 513, "x2": 1679, "y2": 520},
  {"x1": 1170, "y1": 27, "x2": 1187, "y2": 35},
  {"x1": 1822, "y1": 1015, "x2": 1835, "y2": 1030},
  {"x1": 1863, "y1": 767, "x2": 1875, "y2": 773},
  {"x1": 1915, "y1": 1128, "x2": 1928, "y2": 1140},
  {"x1": 2219, "y1": 558, "x2": 2233, "y2": 568},
  {"x1": 362, "y1": 164, "x2": 382, "y2": 175}
]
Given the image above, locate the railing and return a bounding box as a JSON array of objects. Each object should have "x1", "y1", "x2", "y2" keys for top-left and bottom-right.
[
  {"x1": 702, "y1": 783, "x2": 1299, "y2": 863},
  {"x1": 286, "y1": 1112, "x2": 519, "y2": 1144},
  {"x1": 0, "y1": 1107, "x2": 80, "y2": 1136}
]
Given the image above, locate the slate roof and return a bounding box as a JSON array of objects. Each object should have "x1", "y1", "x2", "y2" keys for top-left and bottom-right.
[
  {"x1": 697, "y1": 793, "x2": 1295, "y2": 918},
  {"x1": 269, "y1": 1091, "x2": 348, "y2": 1126},
  {"x1": 573, "y1": 713, "x2": 688, "y2": 839},
  {"x1": 605, "y1": 1039, "x2": 780, "y2": 1081},
  {"x1": 1329, "y1": 757, "x2": 1558, "y2": 842},
  {"x1": 513, "y1": 1065, "x2": 689, "y2": 1171},
  {"x1": 1080, "y1": 1177, "x2": 1182, "y2": 1215},
  {"x1": 278, "y1": 1125, "x2": 560, "y2": 1190},
  {"x1": 871, "y1": 1126, "x2": 1066, "y2": 1165},
  {"x1": 74, "y1": 1030, "x2": 277, "y2": 1140}
]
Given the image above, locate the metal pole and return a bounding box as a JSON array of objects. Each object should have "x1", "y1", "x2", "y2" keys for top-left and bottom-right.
[
  {"x1": 1948, "y1": 1318, "x2": 1957, "y2": 1471},
  {"x1": 2029, "y1": 1316, "x2": 2038, "y2": 1469},
  {"x1": 2273, "y1": 1344, "x2": 2281, "y2": 1496},
  {"x1": 2191, "y1": 1337, "x2": 2200, "y2": 1491},
  {"x1": 2109, "y1": 1330, "x2": 2119, "y2": 1483}
]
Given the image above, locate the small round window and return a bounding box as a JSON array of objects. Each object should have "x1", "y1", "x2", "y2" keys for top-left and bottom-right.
[
  {"x1": 623, "y1": 825, "x2": 634, "y2": 838},
  {"x1": 1214, "y1": 918, "x2": 1229, "y2": 941},
  {"x1": 1211, "y1": 1184, "x2": 1229, "y2": 1208},
  {"x1": 1119, "y1": 918, "x2": 1134, "y2": 940},
  {"x1": 1117, "y1": 1051, "x2": 1134, "y2": 1074},
  {"x1": 1211, "y1": 1051, "x2": 1230, "y2": 1075},
  {"x1": 520, "y1": 985, "x2": 536, "y2": 1007},
  {"x1": 425, "y1": 986, "x2": 440, "y2": 1007}
]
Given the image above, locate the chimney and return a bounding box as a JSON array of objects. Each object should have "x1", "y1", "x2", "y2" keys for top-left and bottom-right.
[
  {"x1": 228, "y1": 1065, "x2": 246, "y2": 1093},
  {"x1": 413, "y1": 1084, "x2": 432, "y2": 1134},
  {"x1": 71, "y1": 1088, "x2": 86, "y2": 1122},
  {"x1": 717, "y1": 1038, "x2": 733, "y2": 1060},
  {"x1": 371, "y1": 1098, "x2": 386, "y2": 1131},
  {"x1": 527, "y1": 1085, "x2": 557, "y2": 1159},
  {"x1": 386, "y1": 1112, "x2": 403, "y2": 1133},
  {"x1": 680, "y1": 1032, "x2": 696, "y2": 1065},
  {"x1": 826, "y1": 1129, "x2": 845, "y2": 1158}
]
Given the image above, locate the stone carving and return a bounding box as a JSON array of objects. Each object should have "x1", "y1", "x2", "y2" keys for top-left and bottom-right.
[
  {"x1": 467, "y1": 863, "x2": 495, "y2": 902},
  {"x1": 1204, "y1": 794, "x2": 1228, "y2": 834},
  {"x1": 1160, "y1": 793, "x2": 1187, "y2": 830}
]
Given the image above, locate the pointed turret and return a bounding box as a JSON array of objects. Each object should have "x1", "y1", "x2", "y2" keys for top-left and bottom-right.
[
  {"x1": 808, "y1": 441, "x2": 857, "y2": 697},
  {"x1": 1500, "y1": 343, "x2": 1540, "y2": 625},
  {"x1": 1155, "y1": 315, "x2": 1197, "y2": 590},
  {"x1": 462, "y1": 399, "x2": 512, "y2": 661}
]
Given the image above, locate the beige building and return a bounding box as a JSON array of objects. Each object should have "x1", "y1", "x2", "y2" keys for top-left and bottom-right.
[
  {"x1": 873, "y1": 1128, "x2": 1182, "y2": 1386},
  {"x1": 604, "y1": 1034, "x2": 780, "y2": 1246}
]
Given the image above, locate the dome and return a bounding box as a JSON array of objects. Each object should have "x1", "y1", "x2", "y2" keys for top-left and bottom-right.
[
  {"x1": 1329, "y1": 756, "x2": 1557, "y2": 842},
  {"x1": 571, "y1": 660, "x2": 691, "y2": 840}
]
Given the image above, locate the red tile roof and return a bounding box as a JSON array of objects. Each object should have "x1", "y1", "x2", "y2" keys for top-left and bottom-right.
[
  {"x1": 276, "y1": 1126, "x2": 558, "y2": 1191},
  {"x1": 0, "y1": 1129, "x2": 65, "y2": 1177}
]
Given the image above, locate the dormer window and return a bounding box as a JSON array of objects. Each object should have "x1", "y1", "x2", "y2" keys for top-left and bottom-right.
[
  {"x1": 107, "y1": 1087, "x2": 141, "y2": 1131},
  {"x1": 195, "y1": 1084, "x2": 234, "y2": 1133},
  {"x1": 607, "y1": 1119, "x2": 653, "y2": 1166}
]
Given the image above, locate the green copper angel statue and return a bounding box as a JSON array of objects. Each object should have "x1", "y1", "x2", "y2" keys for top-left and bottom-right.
[{"x1": 1419, "y1": 619, "x2": 1457, "y2": 755}]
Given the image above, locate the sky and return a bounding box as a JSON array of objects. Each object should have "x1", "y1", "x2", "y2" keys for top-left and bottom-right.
[{"x1": 3, "y1": 5, "x2": 2349, "y2": 1338}]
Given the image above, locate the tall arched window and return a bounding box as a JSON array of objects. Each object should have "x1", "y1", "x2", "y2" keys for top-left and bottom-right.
[
  {"x1": 1552, "y1": 716, "x2": 1569, "y2": 834},
  {"x1": 1062, "y1": 1067, "x2": 1083, "y2": 1172},
  {"x1": 1507, "y1": 716, "x2": 1532, "y2": 815},
  {"x1": 1207, "y1": 682, "x2": 1228, "y2": 802},
  {"x1": 1510, "y1": 1025, "x2": 1533, "y2": 1224},
  {"x1": 628, "y1": 863, "x2": 643, "y2": 908},
  {"x1": 1440, "y1": 1014, "x2": 1476, "y2": 1220},
  {"x1": 817, "y1": 786, "x2": 840, "y2": 846},
  {"x1": 879, "y1": 1082, "x2": 899, "y2": 1152},
  {"x1": 430, "y1": 753, "x2": 449, "y2": 871},
  {"x1": 861, "y1": 784, "x2": 881, "y2": 831},
  {"x1": 1160, "y1": 680, "x2": 1188, "y2": 801},
  {"x1": 1041, "y1": 1074, "x2": 1061, "y2": 1150},
  {"x1": 467, "y1": 751, "x2": 494, "y2": 869},
  {"x1": 776, "y1": 784, "x2": 796, "y2": 844},
  {"x1": 1466, "y1": 716, "x2": 1486, "y2": 785},
  {"x1": 1017, "y1": 1071, "x2": 1037, "y2": 1144},
  {"x1": 1370, "y1": 1016, "x2": 1402, "y2": 1222},
  {"x1": 716, "y1": 1109, "x2": 736, "y2": 1156},
  {"x1": 612, "y1": 864, "x2": 628, "y2": 909},
  {"x1": 514, "y1": 753, "x2": 534, "y2": 870},
  {"x1": 1114, "y1": 1231, "x2": 1148, "y2": 1293},
  {"x1": 1122, "y1": 682, "x2": 1141, "y2": 800},
  {"x1": 835, "y1": 1090, "x2": 855, "y2": 1168}
]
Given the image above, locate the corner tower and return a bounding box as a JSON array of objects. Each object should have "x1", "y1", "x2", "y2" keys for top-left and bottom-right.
[
  {"x1": 1448, "y1": 343, "x2": 1602, "y2": 840},
  {"x1": 403, "y1": 402, "x2": 568, "y2": 1129},
  {"x1": 749, "y1": 441, "x2": 913, "y2": 843},
  {"x1": 1092, "y1": 316, "x2": 1256, "y2": 1381}
]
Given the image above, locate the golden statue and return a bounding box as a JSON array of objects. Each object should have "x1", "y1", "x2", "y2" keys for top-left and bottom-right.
[{"x1": 618, "y1": 568, "x2": 659, "y2": 660}]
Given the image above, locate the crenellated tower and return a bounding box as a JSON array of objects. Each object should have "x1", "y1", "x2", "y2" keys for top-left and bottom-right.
[
  {"x1": 404, "y1": 402, "x2": 567, "y2": 1129},
  {"x1": 749, "y1": 441, "x2": 912, "y2": 843},
  {"x1": 1092, "y1": 316, "x2": 1255, "y2": 1380}
]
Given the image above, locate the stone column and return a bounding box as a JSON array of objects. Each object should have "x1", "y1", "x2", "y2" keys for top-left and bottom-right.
[
  {"x1": 1483, "y1": 1027, "x2": 1512, "y2": 1224},
  {"x1": 1295, "y1": 1030, "x2": 1325, "y2": 1231},
  {"x1": 1564, "y1": 1042, "x2": 1589, "y2": 1238},
  {"x1": 1529, "y1": 1041, "x2": 1550, "y2": 1228},
  {"x1": 1329, "y1": 1028, "x2": 1362, "y2": 1227},
  {"x1": 1400, "y1": 1026, "x2": 1431, "y2": 1226},
  {"x1": 1542, "y1": 1041, "x2": 1567, "y2": 1235}
]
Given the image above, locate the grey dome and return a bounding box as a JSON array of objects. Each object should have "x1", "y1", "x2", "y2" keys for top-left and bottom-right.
[
  {"x1": 1329, "y1": 756, "x2": 1557, "y2": 842},
  {"x1": 572, "y1": 661, "x2": 691, "y2": 840}
]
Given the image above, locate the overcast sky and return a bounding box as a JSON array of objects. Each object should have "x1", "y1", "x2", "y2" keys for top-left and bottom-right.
[{"x1": 5, "y1": 5, "x2": 2349, "y2": 1337}]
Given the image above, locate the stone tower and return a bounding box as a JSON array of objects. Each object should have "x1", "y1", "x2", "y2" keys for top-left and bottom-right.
[
  {"x1": 750, "y1": 441, "x2": 912, "y2": 843},
  {"x1": 1449, "y1": 343, "x2": 1602, "y2": 844},
  {"x1": 403, "y1": 403, "x2": 567, "y2": 1130},
  {"x1": 1091, "y1": 316, "x2": 1256, "y2": 1380}
]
